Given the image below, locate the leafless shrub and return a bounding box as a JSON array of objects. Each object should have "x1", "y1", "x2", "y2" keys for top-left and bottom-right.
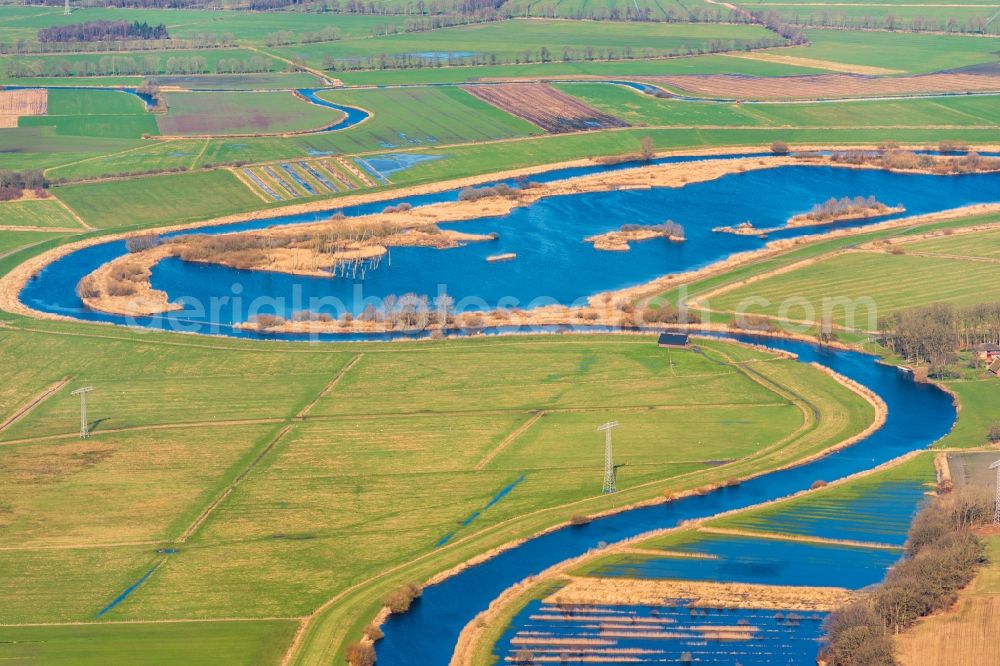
[
  {"x1": 345, "y1": 641, "x2": 375, "y2": 666},
  {"x1": 384, "y1": 582, "x2": 422, "y2": 614}
]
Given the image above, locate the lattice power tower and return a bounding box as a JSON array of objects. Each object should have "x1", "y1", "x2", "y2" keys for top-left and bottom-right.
[
  {"x1": 71, "y1": 386, "x2": 93, "y2": 438},
  {"x1": 597, "y1": 421, "x2": 619, "y2": 494},
  {"x1": 991, "y1": 459, "x2": 1000, "y2": 525}
]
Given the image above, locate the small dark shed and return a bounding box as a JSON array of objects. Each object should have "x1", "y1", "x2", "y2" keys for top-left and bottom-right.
[{"x1": 657, "y1": 332, "x2": 690, "y2": 348}]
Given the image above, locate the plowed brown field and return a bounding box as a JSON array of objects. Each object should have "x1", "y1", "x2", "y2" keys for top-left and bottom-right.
[
  {"x1": 464, "y1": 83, "x2": 629, "y2": 133},
  {"x1": 0, "y1": 88, "x2": 47, "y2": 128}
]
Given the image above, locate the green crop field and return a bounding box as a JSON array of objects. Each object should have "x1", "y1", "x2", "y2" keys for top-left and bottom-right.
[
  {"x1": 761, "y1": 28, "x2": 1000, "y2": 73},
  {"x1": 0, "y1": 229, "x2": 73, "y2": 258},
  {"x1": 307, "y1": 86, "x2": 541, "y2": 151},
  {"x1": 156, "y1": 91, "x2": 342, "y2": 136},
  {"x1": 561, "y1": 83, "x2": 1000, "y2": 129},
  {"x1": 936, "y1": 380, "x2": 1000, "y2": 448},
  {"x1": 903, "y1": 226, "x2": 1000, "y2": 259},
  {"x1": 332, "y1": 51, "x2": 826, "y2": 85},
  {"x1": 0, "y1": 621, "x2": 299, "y2": 666},
  {"x1": 709, "y1": 243, "x2": 1000, "y2": 329},
  {"x1": 54, "y1": 169, "x2": 266, "y2": 229},
  {"x1": 0, "y1": 199, "x2": 83, "y2": 228}
]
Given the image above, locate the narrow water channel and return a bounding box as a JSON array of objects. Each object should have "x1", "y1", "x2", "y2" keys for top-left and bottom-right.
[{"x1": 374, "y1": 334, "x2": 955, "y2": 664}]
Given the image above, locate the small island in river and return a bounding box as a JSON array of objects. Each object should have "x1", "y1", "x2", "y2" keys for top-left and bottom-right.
[{"x1": 587, "y1": 221, "x2": 686, "y2": 251}]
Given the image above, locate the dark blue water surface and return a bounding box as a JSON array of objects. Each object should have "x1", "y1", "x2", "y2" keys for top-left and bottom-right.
[
  {"x1": 374, "y1": 335, "x2": 956, "y2": 664},
  {"x1": 588, "y1": 531, "x2": 902, "y2": 589},
  {"x1": 496, "y1": 600, "x2": 827, "y2": 665},
  {"x1": 21, "y1": 159, "x2": 1000, "y2": 337}
]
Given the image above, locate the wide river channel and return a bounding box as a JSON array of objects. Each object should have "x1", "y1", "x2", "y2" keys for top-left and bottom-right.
[{"x1": 20, "y1": 153, "x2": 1000, "y2": 340}]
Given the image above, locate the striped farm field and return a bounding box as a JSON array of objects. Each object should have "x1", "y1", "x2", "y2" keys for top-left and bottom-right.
[
  {"x1": 312, "y1": 86, "x2": 541, "y2": 152},
  {"x1": 707, "y1": 453, "x2": 936, "y2": 546},
  {"x1": 0, "y1": 199, "x2": 83, "y2": 228},
  {"x1": 54, "y1": 169, "x2": 267, "y2": 229},
  {"x1": 239, "y1": 158, "x2": 367, "y2": 201},
  {"x1": 709, "y1": 247, "x2": 1000, "y2": 328},
  {"x1": 902, "y1": 226, "x2": 1000, "y2": 260}
]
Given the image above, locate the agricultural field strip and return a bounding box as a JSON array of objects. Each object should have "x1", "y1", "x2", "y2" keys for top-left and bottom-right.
[
  {"x1": 705, "y1": 245, "x2": 1000, "y2": 326},
  {"x1": 674, "y1": 209, "x2": 1000, "y2": 321},
  {"x1": 0, "y1": 399, "x2": 792, "y2": 448}
]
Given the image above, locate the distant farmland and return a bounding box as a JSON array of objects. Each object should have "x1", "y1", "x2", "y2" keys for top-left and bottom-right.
[{"x1": 156, "y1": 91, "x2": 343, "y2": 136}]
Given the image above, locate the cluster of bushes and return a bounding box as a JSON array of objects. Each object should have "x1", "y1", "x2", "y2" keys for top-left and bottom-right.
[
  {"x1": 0, "y1": 170, "x2": 47, "y2": 202},
  {"x1": 457, "y1": 183, "x2": 522, "y2": 201},
  {"x1": 381, "y1": 202, "x2": 413, "y2": 213},
  {"x1": 803, "y1": 196, "x2": 892, "y2": 222},
  {"x1": 77, "y1": 261, "x2": 150, "y2": 300},
  {"x1": 830, "y1": 149, "x2": 1000, "y2": 175},
  {"x1": 38, "y1": 20, "x2": 168, "y2": 43},
  {"x1": 821, "y1": 487, "x2": 992, "y2": 665},
  {"x1": 642, "y1": 302, "x2": 701, "y2": 325},
  {"x1": 125, "y1": 234, "x2": 161, "y2": 253},
  {"x1": 879, "y1": 301, "x2": 1000, "y2": 371}
]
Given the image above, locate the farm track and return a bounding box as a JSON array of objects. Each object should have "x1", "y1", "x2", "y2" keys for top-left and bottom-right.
[
  {"x1": 295, "y1": 352, "x2": 363, "y2": 418},
  {"x1": 0, "y1": 376, "x2": 70, "y2": 435},
  {"x1": 474, "y1": 411, "x2": 546, "y2": 471}
]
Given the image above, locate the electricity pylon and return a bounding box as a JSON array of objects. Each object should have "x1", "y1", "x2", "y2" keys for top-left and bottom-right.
[
  {"x1": 597, "y1": 421, "x2": 619, "y2": 494},
  {"x1": 71, "y1": 386, "x2": 93, "y2": 438}
]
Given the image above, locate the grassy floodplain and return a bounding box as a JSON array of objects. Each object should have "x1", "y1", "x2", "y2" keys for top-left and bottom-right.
[
  {"x1": 708, "y1": 218, "x2": 1000, "y2": 327},
  {"x1": 0, "y1": 312, "x2": 875, "y2": 662}
]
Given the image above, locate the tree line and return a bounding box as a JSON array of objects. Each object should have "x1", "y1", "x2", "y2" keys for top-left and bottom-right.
[
  {"x1": 38, "y1": 20, "x2": 169, "y2": 43},
  {"x1": 782, "y1": 12, "x2": 999, "y2": 35},
  {"x1": 1, "y1": 32, "x2": 235, "y2": 55},
  {"x1": 4, "y1": 53, "x2": 279, "y2": 77},
  {"x1": 879, "y1": 301, "x2": 1000, "y2": 373},
  {"x1": 322, "y1": 37, "x2": 786, "y2": 71},
  {"x1": 821, "y1": 486, "x2": 992, "y2": 665},
  {"x1": 262, "y1": 26, "x2": 340, "y2": 46}
]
